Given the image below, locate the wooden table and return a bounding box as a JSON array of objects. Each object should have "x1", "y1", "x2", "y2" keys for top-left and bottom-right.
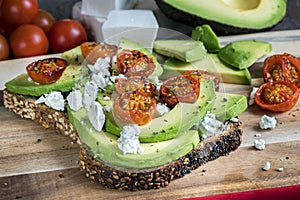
[{"x1": 0, "y1": 30, "x2": 300, "y2": 199}]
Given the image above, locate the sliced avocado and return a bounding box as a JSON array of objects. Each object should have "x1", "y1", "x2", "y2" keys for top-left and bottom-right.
[
  {"x1": 218, "y1": 40, "x2": 272, "y2": 70},
  {"x1": 155, "y1": 0, "x2": 287, "y2": 34},
  {"x1": 161, "y1": 54, "x2": 252, "y2": 85},
  {"x1": 61, "y1": 45, "x2": 85, "y2": 65},
  {"x1": 154, "y1": 39, "x2": 207, "y2": 62},
  {"x1": 192, "y1": 24, "x2": 221, "y2": 53},
  {"x1": 105, "y1": 80, "x2": 215, "y2": 143},
  {"x1": 118, "y1": 37, "x2": 163, "y2": 78},
  {"x1": 212, "y1": 92, "x2": 248, "y2": 122},
  {"x1": 5, "y1": 47, "x2": 88, "y2": 97},
  {"x1": 69, "y1": 105, "x2": 200, "y2": 169}
]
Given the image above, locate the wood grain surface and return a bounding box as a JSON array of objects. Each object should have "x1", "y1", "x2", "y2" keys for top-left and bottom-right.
[{"x1": 1, "y1": 30, "x2": 300, "y2": 200}]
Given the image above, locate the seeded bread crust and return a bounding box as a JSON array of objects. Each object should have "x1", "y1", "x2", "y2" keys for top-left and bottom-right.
[
  {"x1": 3, "y1": 89, "x2": 80, "y2": 144},
  {"x1": 3, "y1": 89, "x2": 243, "y2": 191}
]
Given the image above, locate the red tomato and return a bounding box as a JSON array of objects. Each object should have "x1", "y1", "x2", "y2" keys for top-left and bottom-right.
[
  {"x1": 0, "y1": 33, "x2": 9, "y2": 60},
  {"x1": 263, "y1": 53, "x2": 300, "y2": 88},
  {"x1": 1, "y1": 0, "x2": 39, "y2": 27},
  {"x1": 160, "y1": 75, "x2": 200, "y2": 108},
  {"x1": 9, "y1": 24, "x2": 49, "y2": 58},
  {"x1": 26, "y1": 58, "x2": 67, "y2": 84},
  {"x1": 48, "y1": 19, "x2": 87, "y2": 53},
  {"x1": 113, "y1": 93, "x2": 156, "y2": 125},
  {"x1": 114, "y1": 76, "x2": 157, "y2": 97},
  {"x1": 254, "y1": 81, "x2": 299, "y2": 112},
  {"x1": 183, "y1": 70, "x2": 220, "y2": 91},
  {"x1": 31, "y1": 9, "x2": 55, "y2": 33},
  {"x1": 80, "y1": 41, "x2": 118, "y2": 64},
  {"x1": 117, "y1": 49, "x2": 156, "y2": 77}
]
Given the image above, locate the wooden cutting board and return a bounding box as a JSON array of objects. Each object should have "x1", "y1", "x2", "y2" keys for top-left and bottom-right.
[{"x1": 0, "y1": 30, "x2": 300, "y2": 200}]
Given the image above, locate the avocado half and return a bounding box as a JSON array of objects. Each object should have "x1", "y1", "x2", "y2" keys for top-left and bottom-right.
[{"x1": 155, "y1": 0, "x2": 287, "y2": 34}]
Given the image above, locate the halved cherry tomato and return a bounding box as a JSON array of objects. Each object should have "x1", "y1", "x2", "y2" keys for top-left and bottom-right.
[
  {"x1": 160, "y1": 75, "x2": 200, "y2": 108},
  {"x1": 113, "y1": 93, "x2": 156, "y2": 125},
  {"x1": 114, "y1": 76, "x2": 156, "y2": 97},
  {"x1": 183, "y1": 70, "x2": 220, "y2": 91},
  {"x1": 254, "y1": 81, "x2": 299, "y2": 112},
  {"x1": 26, "y1": 58, "x2": 67, "y2": 84},
  {"x1": 117, "y1": 49, "x2": 155, "y2": 77},
  {"x1": 80, "y1": 41, "x2": 118, "y2": 64},
  {"x1": 263, "y1": 53, "x2": 300, "y2": 88}
]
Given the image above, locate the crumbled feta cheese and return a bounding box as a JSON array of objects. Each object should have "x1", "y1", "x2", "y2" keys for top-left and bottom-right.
[
  {"x1": 262, "y1": 162, "x2": 271, "y2": 171},
  {"x1": 104, "y1": 105, "x2": 111, "y2": 112},
  {"x1": 92, "y1": 72, "x2": 110, "y2": 89},
  {"x1": 67, "y1": 89, "x2": 83, "y2": 111},
  {"x1": 259, "y1": 114, "x2": 277, "y2": 129},
  {"x1": 277, "y1": 167, "x2": 284, "y2": 172},
  {"x1": 35, "y1": 91, "x2": 65, "y2": 111},
  {"x1": 230, "y1": 117, "x2": 239, "y2": 123},
  {"x1": 110, "y1": 74, "x2": 126, "y2": 83},
  {"x1": 199, "y1": 112, "x2": 225, "y2": 137},
  {"x1": 155, "y1": 103, "x2": 170, "y2": 116},
  {"x1": 103, "y1": 96, "x2": 110, "y2": 101},
  {"x1": 88, "y1": 101, "x2": 105, "y2": 132},
  {"x1": 83, "y1": 81, "x2": 98, "y2": 109},
  {"x1": 249, "y1": 87, "x2": 258, "y2": 105},
  {"x1": 254, "y1": 138, "x2": 266, "y2": 150},
  {"x1": 87, "y1": 57, "x2": 111, "y2": 75},
  {"x1": 117, "y1": 124, "x2": 144, "y2": 154}
]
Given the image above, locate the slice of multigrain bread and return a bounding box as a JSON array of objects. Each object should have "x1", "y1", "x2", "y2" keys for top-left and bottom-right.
[{"x1": 3, "y1": 89, "x2": 242, "y2": 191}]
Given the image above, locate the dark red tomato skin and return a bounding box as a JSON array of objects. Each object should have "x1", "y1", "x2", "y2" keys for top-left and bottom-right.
[
  {"x1": 1, "y1": 0, "x2": 39, "y2": 27},
  {"x1": 0, "y1": 33, "x2": 9, "y2": 60},
  {"x1": 31, "y1": 9, "x2": 56, "y2": 33},
  {"x1": 254, "y1": 81, "x2": 299, "y2": 112},
  {"x1": 48, "y1": 19, "x2": 87, "y2": 53},
  {"x1": 26, "y1": 57, "x2": 67, "y2": 84},
  {"x1": 9, "y1": 24, "x2": 49, "y2": 58}
]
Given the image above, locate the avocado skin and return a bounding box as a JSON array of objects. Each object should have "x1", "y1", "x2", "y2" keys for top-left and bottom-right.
[{"x1": 155, "y1": 0, "x2": 286, "y2": 35}]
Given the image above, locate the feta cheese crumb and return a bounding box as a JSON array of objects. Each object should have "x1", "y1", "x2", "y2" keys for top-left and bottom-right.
[
  {"x1": 35, "y1": 91, "x2": 65, "y2": 111},
  {"x1": 254, "y1": 138, "x2": 266, "y2": 150},
  {"x1": 87, "y1": 57, "x2": 111, "y2": 75},
  {"x1": 259, "y1": 114, "x2": 277, "y2": 129},
  {"x1": 117, "y1": 124, "x2": 144, "y2": 154},
  {"x1": 88, "y1": 101, "x2": 105, "y2": 132},
  {"x1": 155, "y1": 103, "x2": 170, "y2": 116},
  {"x1": 92, "y1": 72, "x2": 110, "y2": 89},
  {"x1": 67, "y1": 89, "x2": 83, "y2": 111},
  {"x1": 83, "y1": 81, "x2": 98, "y2": 110},
  {"x1": 200, "y1": 112, "x2": 225, "y2": 137},
  {"x1": 262, "y1": 162, "x2": 271, "y2": 171},
  {"x1": 249, "y1": 87, "x2": 258, "y2": 105},
  {"x1": 110, "y1": 74, "x2": 126, "y2": 83},
  {"x1": 277, "y1": 167, "x2": 284, "y2": 172},
  {"x1": 230, "y1": 117, "x2": 239, "y2": 123}
]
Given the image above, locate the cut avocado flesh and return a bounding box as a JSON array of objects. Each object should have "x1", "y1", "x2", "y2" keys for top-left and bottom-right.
[
  {"x1": 192, "y1": 24, "x2": 221, "y2": 53},
  {"x1": 118, "y1": 37, "x2": 163, "y2": 78},
  {"x1": 5, "y1": 46, "x2": 86, "y2": 97},
  {"x1": 212, "y1": 92, "x2": 248, "y2": 122},
  {"x1": 69, "y1": 105, "x2": 200, "y2": 169},
  {"x1": 154, "y1": 39, "x2": 207, "y2": 62},
  {"x1": 5, "y1": 63, "x2": 88, "y2": 97},
  {"x1": 218, "y1": 40, "x2": 272, "y2": 70},
  {"x1": 161, "y1": 54, "x2": 251, "y2": 85},
  {"x1": 105, "y1": 80, "x2": 216, "y2": 143},
  {"x1": 156, "y1": 0, "x2": 287, "y2": 34}
]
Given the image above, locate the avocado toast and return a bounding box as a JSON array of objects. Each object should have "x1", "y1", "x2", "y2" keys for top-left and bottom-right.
[{"x1": 3, "y1": 38, "x2": 247, "y2": 190}]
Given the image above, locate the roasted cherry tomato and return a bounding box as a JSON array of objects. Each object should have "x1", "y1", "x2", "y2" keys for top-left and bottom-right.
[
  {"x1": 26, "y1": 58, "x2": 68, "y2": 84},
  {"x1": 263, "y1": 53, "x2": 300, "y2": 88},
  {"x1": 0, "y1": 33, "x2": 9, "y2": 61},
  {"x1": 183, "y1": 70, "x2": 220, "y2": 91},
  {"x1": 113, "y1": 93, "x2": 156, "y2": 125},
  {"x1": 160, "y1": 75, "x2": 200, "y2": 108},
  {"x1": 80, "y1": 41, "x2": 118, "y2": 64},
  {"x1": 114, "y1": 76, "x2": 156, "y2": 97},
  {"x1": 254, "y1": 81, "x2": 299, "y2": 112},
  {"x1": 117, "y1": 49, "x2": 155, "y2": 77}
]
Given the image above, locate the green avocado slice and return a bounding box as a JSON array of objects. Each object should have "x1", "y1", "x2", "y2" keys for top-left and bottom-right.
[
  {"x1": 161, "y1": 54, "x2": 251, "y2": 85},
  {"x1": 105, "y1": 80, "x2": 216, "y2": 143},
  {"x1": 68, "y1": 105, "x2": 200, "y2": 169},
  {"x1": 218, "y1": 40, "x2": 272, "y2": 70}
]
